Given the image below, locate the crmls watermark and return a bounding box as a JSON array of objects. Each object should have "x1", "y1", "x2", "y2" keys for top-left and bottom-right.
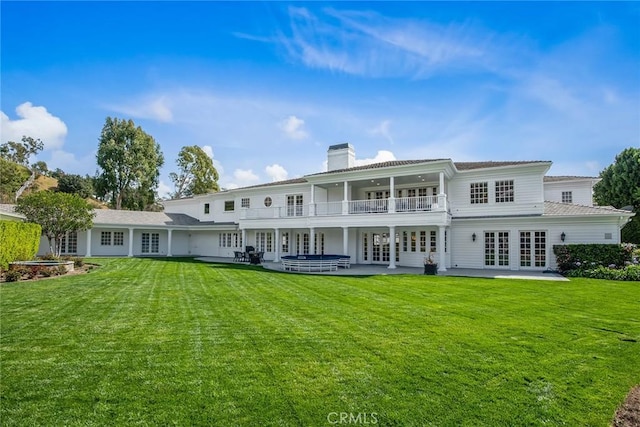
[{"x1": 327, "y1": 412, "x2": 378, "y2": 425}]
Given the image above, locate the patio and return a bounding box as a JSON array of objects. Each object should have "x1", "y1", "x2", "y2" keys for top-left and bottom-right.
[{"x1": 195, "y1": 257, "x2": 568, "y2": 281}]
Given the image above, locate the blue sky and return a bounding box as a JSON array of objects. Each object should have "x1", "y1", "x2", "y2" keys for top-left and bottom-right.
[{"x1": 2, "y1": 1, "x2": 639, "y2": 196}]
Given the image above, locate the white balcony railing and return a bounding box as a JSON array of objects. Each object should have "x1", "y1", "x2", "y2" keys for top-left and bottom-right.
[{"x1": 241, "y1": 195, "x2": 445, "y2": 220}]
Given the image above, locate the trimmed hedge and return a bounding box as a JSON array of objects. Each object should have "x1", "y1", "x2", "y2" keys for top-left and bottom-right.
[
  {"x1": 553, "y1": 244, "x2": 633, "y2": 272},
  {"x1": 554, "y1": 243, "x2": 638, "y2": 281},
  {"x1": 565, "y1": 264, "x2": 640, "y2": 281},
  {"x1": 0, "y1": 220, "x2": 41, "y2": 271}
]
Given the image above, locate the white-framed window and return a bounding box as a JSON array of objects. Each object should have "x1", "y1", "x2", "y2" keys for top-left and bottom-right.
[
  {"x1": 562, "y1": 191, "x2": 572, "y2": 204},
  {"x1": 430, "y1": 231, "x2": 437, "y2": 252},
  {"x1": 204, "y1": 203, "x2": 210, "y2": 214},
  {"x1": 142, "y1": 233, "x2": 160, "y2": 254},
  {"x1": 314, "y1": 233, "x2": 325, "y2": 255},
  {"x1": 224, "y1": 201, "x2": 235, "y2": 212},
  {"x1": 241, "y1": 198, "x2": 250, "y2": 208},
  {"x1": 520, "y1": 231, "x2": 546, "y2": 268},
  {"x1": 264, "y1": 197, "x2": 273, "y2": 207},
  {"x1": 495, "y1": 180, "x2": 514, "y2": 203},
  {"x1": 281, "y1": 232, "x2": 289, "y2": 253},
  {"x1": 255, "y1": 232, "x2": 273, "y2": 252},
  {"x1": 419, "y1": 231, "x2": 427, "y2": 252},
  {"x1": 286, "y1": 194, "x2": 304, "y2": 217},
  {"x1": 410, "y1": 231, "x2": 417, "y2": 252},
  {"x1": 60, "y1": 231, "x2": 78, "y2": 254},
  {"x1": 470, "y1": 182, "x2": 488, "y2": 204},
  {"x1": 101, "y1": 231, "x2": 112, "y2": 246},
  {"x1": 114, "y1": 231, "x2": 124, "y2": 246}
]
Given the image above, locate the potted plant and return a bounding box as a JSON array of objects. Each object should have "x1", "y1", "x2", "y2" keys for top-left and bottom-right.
[{"x1": 424, "y1": 253, "x2": 438, "y2": 275}]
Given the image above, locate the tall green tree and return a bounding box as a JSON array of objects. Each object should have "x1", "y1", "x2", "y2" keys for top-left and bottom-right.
[
  {"x1": 169, "y1": 145, "x2": 220, "y2": 198},
  {"x1": 15, "y1": 191, "x2": 95, "y2": 256},
  {"x1": 593, "y1": 147, "x2": 640, "y2": 243},
  {"x1": 0, "y1": 136, "x2": 44, "y2": 166},
  {"x1": 94, "y1": 117, "x2": 164, "y2": 210},
  {"x1": 57, "y1": 174, "x2": 94, "y2": 199}
]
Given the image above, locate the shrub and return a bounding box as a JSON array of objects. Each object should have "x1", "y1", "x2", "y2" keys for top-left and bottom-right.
[
  {"x1": 0, "y1": 221, "x2": 41, "y2": 270},
  {"x1": 4, "y1": 269, "x2": 22, "y2": 282},
  {"x1": 554, "y1": 244, "x2": 634, "y2": 273},
  {"x1": 566, "y1": 265, "x2": 640, "y2": 281}
]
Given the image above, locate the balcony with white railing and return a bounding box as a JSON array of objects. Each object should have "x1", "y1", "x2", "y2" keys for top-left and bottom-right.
[{"x1": 241, "y1": 195, "x2": 447, "y2": 220}]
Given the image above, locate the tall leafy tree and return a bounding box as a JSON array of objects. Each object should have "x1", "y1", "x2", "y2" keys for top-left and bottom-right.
[
  {"x1": 0, "y1": 136, "x2": 44, "y2": 166},
  {"x1": 169, "y1": 145, "x2": 220, "y2": 198},
  {"x1": 57, "y1": 174, "x2": 94, "y2": 199},
  {"x1": 594, "y1": 147, "x2": 640, "y2": 243},
  {"x1": 95, "y1": 117, "x2": 164, "y2": 210},
  {"x1": 15, "y1": 191, "x2": 95, "y2": 256}
]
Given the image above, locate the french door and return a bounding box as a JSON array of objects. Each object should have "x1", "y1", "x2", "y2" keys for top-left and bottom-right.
[
  {"x1": 363, "y1": 232, "x2": 390, "y2": 263},
  {"x1": 520, "y1": 231, "x2": 547, "y2": 268},
  {"x1": 484, "y1": 231, "x2": 509, "y2": 267}
]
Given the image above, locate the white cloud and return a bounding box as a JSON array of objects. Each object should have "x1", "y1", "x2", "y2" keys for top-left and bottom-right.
[
  {"x1": 201, "y1": 145, "x2": 214, "y2": 159},
  {"x1": 222, "y1": 168, "x2": 261, "y2": 189},
  {"x1": 157, "y1": 180, "x2": 173, "y2": 199},
  {"x1": 107, "y1": 96, "x2": 173, "y2": 122},
  {"x1": 265, "y1": 164, "x2": 289, "y2": 182},
  {"x1": 370, "y1": 120, "x2": 394, "y2": 144},
  {"x1": 355, "y1": 150, "x2": 396, "y2": 166},
  {"x1": 279, "y1": 115, "x2": 308, "y2": 140},
  {"x1": 0, "y1": 102, "x2": 68, "y2": 150},
  {"x1": 272, "y1": 7, "x2": 500, "y2": 78}
]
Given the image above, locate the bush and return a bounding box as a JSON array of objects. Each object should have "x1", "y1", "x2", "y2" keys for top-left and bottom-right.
[
  {"x1": 554, "y1": 244, "x2": 634, "y2": 272},
  {"x1": 4, "y1": 269, "x2": 22, "y2": 282},
  {"x1": 0, "y1": 221, "x2": 41, "y2": 270},
  {"x1": 566, "y1": 265, "x2": 640, "y2": 281}
]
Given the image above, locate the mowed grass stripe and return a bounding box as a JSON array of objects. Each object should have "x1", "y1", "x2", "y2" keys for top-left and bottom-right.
[{"x1": 1, "y1": 257, "x2": 638, "y2": 426}]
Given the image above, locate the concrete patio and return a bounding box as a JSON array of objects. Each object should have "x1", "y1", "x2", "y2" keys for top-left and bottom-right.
[{"x1": 196, "y1": 257, "x2": 568, "y2": 281}]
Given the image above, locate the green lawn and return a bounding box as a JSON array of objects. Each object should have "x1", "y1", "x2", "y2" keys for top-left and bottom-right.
[{"x1": 1, "y1": 258, "x2": 638, "y2": 426}]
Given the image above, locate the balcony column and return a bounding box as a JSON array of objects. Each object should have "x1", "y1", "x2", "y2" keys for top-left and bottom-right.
[
  {"x1": 438, "y1": 226, "x2": 447, "y2": 272},
  {"x1": 128, "y1": 228, "x2": 134, "y2": 257},
  {"x1": 342, "y1": 227, "x2": 349, "y2": 256},
  {"x1": 85, "y1": 228, "x2": 92, "y2": 257},
  {"x1": 273, "y1": 228, "x2": 280, "y2": 262},
  {"x1": 388, "y1": 176, "x2": 396, "y2": 213},
  {"x1": 309, "y1": 227, "x2": 316, "y2": 255},
  {"x1": 167, "y1": 229, "x2": 173, "y2": 257},
  {"x1": 309, "y1": 184, "x2": 315, "y2": 216},
  {"x1": 340, "y1": 180, "x2": 349, "y2": 215},
  {"x1": 388, "y1": 226, "x2": 396, "y2": 269},
  {"x1": 241, "y1": 229, "x2": 247, "y2": 250}
]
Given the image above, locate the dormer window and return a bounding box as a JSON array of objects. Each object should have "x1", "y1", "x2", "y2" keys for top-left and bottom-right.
[{"x1": 562, "y1": 191, "x2": 572, "y2": 204}]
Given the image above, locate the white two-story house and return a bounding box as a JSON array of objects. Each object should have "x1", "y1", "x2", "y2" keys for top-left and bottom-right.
[{"x1": 34, "y1": 143, "x2": 634, "y2": 272}]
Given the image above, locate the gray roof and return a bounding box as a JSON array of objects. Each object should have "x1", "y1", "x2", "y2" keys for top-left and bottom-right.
[
  {"x1": 0, "y1": 204, "x2": 24, "y2": 218},
  {"x1": 543, "y1": 175, "x2": 598, "y2": 182},
  {"x1": 455, "y1": 161, "x2": 551, "y2": 171},
  {"x1": 543, "y1": 201, "x2": 633, "y2": 216},
  {"x1": 306, "y1": 159, "x2": 449, "y2": 177},
  {"x1": 93, "y1": 209, "x2": 230, "y2": 227}
]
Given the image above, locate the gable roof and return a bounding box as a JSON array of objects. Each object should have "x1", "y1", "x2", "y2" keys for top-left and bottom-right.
[
  {"x1": 543, "y1": 201, "x2": 633, "y2": 216},
  {"x1": 0, "y1": 204, "x2": 24, "y2": 219},
  {"x1": 92, "y1": 209, "x2": 230, "y2": 227},
  {"x1": 455, "y1": 161, "x2": 551, "y2": 171},
  {"x1": 543, "y1": 175, "x2": 598, "y2": 183}
]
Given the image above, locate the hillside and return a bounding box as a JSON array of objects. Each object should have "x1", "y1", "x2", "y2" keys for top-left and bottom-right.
[{"x1": 0, "y1": 159, "x2": 107, "y2": 208}]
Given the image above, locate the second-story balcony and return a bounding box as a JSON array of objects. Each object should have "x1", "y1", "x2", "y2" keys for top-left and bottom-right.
[{"x1": 240, "y1": 195, "x2": 447, "y2": 220}]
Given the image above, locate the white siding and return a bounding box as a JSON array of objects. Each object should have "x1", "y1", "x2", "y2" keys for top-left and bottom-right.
[
  {"x1": 544, "y1": 180, "x2": 595, "y2": 206},
  {"x1": 449, "y1": 167, "x2": 546, "y2": 218}
]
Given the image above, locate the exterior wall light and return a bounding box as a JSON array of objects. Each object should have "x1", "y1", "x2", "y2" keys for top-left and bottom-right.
[
  {"x1": 561, "y1": 232, "x2": 566, "y2": 242},
  {"x1": 472, "y1": 233, "x2": 476, "y2": 242}
]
